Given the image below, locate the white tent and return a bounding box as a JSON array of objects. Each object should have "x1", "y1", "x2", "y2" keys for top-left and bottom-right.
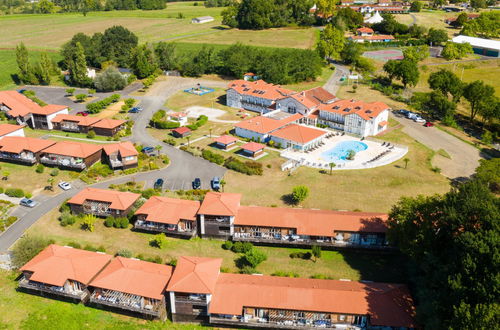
[{"x1": 364, "y1": 11, "x2": 383, "y2": 24}]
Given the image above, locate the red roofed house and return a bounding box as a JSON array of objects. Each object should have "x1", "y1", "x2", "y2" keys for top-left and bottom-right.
[
  {"x1": 51, "y1": 114, "x2": 101, "y2": 133},
  {"x1": 166, "y1": 256, "x2": 222, "y2": 322},
  {"x1": 134, "y1": 196, "x2": 200, "y2": 237},
  {"x1": 233, "y1": 206, "x2": 389, "y2": 249},
  {"x1": 172, "y1": 126, "x2": 191, "y2": 138},
  {"x1": 317, "y1": 99, "x2": 390, "y2": 136},
  {"x1": 102, "y1": 142, "x2": 138, "y2": 169},
  {"x1": 89, "y1": 257, "x2": 173, "y2": 319},
  {"x1": 213, "y1": 135, "x2": 237, "y2": 150},
  {"x1": 269, "y1": 124, "x2": 328, "y2": 151},
  {"x1": 0, "y1": 137, "x2": 56, "y2": 165},
  {"x1": 198, "y1": 192, "x2": 241, "y2": 238},
  {"x1": 167, "y1": 112, "x2": 188, "y2": 126},
  {"x1": 0, "y1": 123, "x2": 25, "y2": 139},
  {"x1": 19, "y1": 244, "x2": 112, "y2": 302},
  {"x1": 40, "y1": 141, "x2": 103, "y2": 170},
  {"x1": 240, "y1": 142, "x2": 265, "y2": 158},
  {"x1": 0, "y1": 91, "x2": 68, "y2": 129},
  {"x1": 67, "y1": 187, "x2": 141, "y2": 218},
  {"x1": 350, "y1": 27, "x2": 395, "y2": 43},
  {"x1": 90, "y1": 118, "x2": 126, "y2": 137},
  {"x1": 234, "y1": 113, "x2": 302, "y2": 142}
]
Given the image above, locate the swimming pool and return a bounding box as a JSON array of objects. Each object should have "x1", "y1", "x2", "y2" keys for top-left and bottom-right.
[{"x1": 320, "y1": 141, "x2": 368, "y2": 163}]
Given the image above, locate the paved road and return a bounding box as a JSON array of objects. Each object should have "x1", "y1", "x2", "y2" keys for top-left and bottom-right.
[
  {"x1": 393, "y1": 113, "x2": 482, "y2": 178},
  {"x1": 323, "y1": 63, "x2": 349, "y2": 96}
]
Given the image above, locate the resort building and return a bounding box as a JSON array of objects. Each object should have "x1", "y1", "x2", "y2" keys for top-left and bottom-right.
[
  {"x1": 0, "y1": 137, "x2": 56, "y2": 165},
  {"x1": 134, "y1": 196, "x2": 201, "y2": 237},
  {"x1": 90, "y1": 118, "x2": 126, "y2": 137},
  {"x1": 198, "y1": 192, "x2": 241, "y2": 239},
  {"x1": 172, "y1": 126, "x2": 191, "y2": 138},
  {"x1": 19, "y1": 244, "x2": 112, "y2": 302},
  {"x1": 269, "y1": 124, "x2": 328, "y2": 151},
  {"x1": 102, "y1": 142, "x2": 138, "y2": 170},
  {"x1": 0, "y1": 91, "x2": 68, "y2": 129},
  {"x1": 89, "y1": 257, "x2": 173, "y2": 319},
  {"x1": 40, "y1": 141, "x2": 103, "y2": 170},
  {"x1": 233, "y1": 206, "x2": 388, "y2": 248},
  {"x1": 234, "y1": 113, "x2": 302, "y2": 142},
  {"x1": 0, "y1": 123, "x2": 25, "y2": 139},
  {"x1": 67, "y1": 187, "x2": 141, "y2": 218},
  {"x1": 51, "y1": 114, "x2": 101, "y2": 133},
  {"x1": 452, "y1": 35, "x2": 500, "y2": 58},
  {"x1": 166, "y1": 256, "x2": 223, "y2": 322},
  {"x1": 275, "y1": 87, "x2": 336, "y2": 116},
  {"x1": 350, "y1": 27, "x2": 395, "y2": 43},
  {"x1": 213, "y1": 135, "x2": 238, "y2": 150},
  {"x1": 316, "y1": 99, "x2": 389, "y2": 137}
]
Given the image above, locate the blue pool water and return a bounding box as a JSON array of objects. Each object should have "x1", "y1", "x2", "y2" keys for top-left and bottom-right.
[{"x1": 320, "y1": 141, "x2": 368, "y2": 163}]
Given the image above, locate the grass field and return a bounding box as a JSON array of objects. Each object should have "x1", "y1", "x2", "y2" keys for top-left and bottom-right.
[
  {"x1": 395, "y1": 10, "x2": 457, "y2": 37},
  {"x1": 0, "y1": 271, "x2": 206, "y2": 329}
]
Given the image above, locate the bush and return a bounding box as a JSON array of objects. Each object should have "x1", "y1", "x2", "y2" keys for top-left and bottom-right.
[
  {"x1": 231, "y1": 241, "x2": 253, "y2": 253},
  {"x1": 289, "y1": 251, "x2": 312, "y2": 260},
  {"x1": 50, "y1": 169, "x2": 59, "y2": 177},
  {"x1": 11, "y1": 235, "x2": 55, "y2": 269},
  {"x1": 87, "y1": 130, "x2": 96, "y2": 139},
  {"x1": 224, "y1": 157, "x2": 263, "y2": 175},
  {"x1": 5, "y1": 188, "x2": 24, "y2": 198},
  {"x1": 94, "y1": 67, "x2": 127, "y2": 92},
  {"x1": 149, "y1": 234, "x2": 166, "y2": 248},
  {"x1": 150, "y1": 109, "x2": 181, "y2": 129},
  {"x1": 86, "y1": 94, "x2": 121, "y2": 114},
  {"x1": 164, "y1": 138, "x2": 177, "y2": 146},
  {"x1": 81, "y1": 214, "x2": 96, "y2": 232},
  {"x1": 83, "y1": 244, "x2": 106, "y2": 252},
  {"x1": 201, "y1": 149, "x2": 225, "y2": 165},
  {"x1": 116, "y1": 249, "x2": 133, "y2": 258},
  {"x1": 67, "y1": 242, "x2": 81, "y2": 249},
  {"x1": 104, "y1": 217, "x2": 115, "y2": 228},
  {"x1": 141, "y1": 188, "x2": 160, "y2": 199},
  {"x1": 35, "y1": 164, "x2": 44, "y2": 173},
  {"x1": 240, "y1": 248, "x2": 267, "y2": 268},
  {"x1": 291, "y1": 185, "x2": 309, "y2": 204},
  {"x1": 59, "y1": 211, "x2": 77, "y2": 226},
  {"x1": 239, "y1": 265, "x2": 257, "y2": 274},
  {"x1": 186, "y1": 115, "x2": 208, "y2": 131},
  {"x1": 24, "y1": 192, "x2": 32, "y2": 198},
  {"x1": 222, "y1": 240, "x2": 233, "y2": 250},
  {"x1": 272, "y1": 271, "x2": 300, "y2": 278},
  {"x1": 310, "y1": 274, "x2": 334, "y2": 279}
]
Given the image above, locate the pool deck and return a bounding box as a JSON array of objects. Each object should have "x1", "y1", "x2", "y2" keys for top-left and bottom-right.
[{"x1": 280, "y1": 135, "x2": 408, "y2": 170}]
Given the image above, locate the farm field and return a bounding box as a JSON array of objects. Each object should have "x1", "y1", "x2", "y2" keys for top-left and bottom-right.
[{"x1": 394, "y1": 10, "x2": 457, "y2": 37}]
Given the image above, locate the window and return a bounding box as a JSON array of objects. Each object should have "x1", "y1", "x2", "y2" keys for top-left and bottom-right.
[
  {"x1": 339, "y1": 315, "x2": 346, "y2": 321},
  {"x1": 357, "y1": 120, "x2": 362, "y2": 127},
  {"x1": 278, "y1": 310, "x2": 286, "y2": 317}
]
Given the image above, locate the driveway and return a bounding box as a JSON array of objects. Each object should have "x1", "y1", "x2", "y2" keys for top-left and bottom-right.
[
  {"x1": 323, "y1": 63, "x2": 349, "y2": 96},
  {"x1": 393, "y1": 113, "x2": 482, "y2": 178}
]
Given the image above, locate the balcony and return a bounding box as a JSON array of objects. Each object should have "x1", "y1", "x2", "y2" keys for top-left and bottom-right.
[
  {"x1": 210, "y1": 315, "x2": 349, "y2": 329},
  {"x1": 175, "y1": 294, "x2": 208, "y2": 305},
  {"x1": 18, "y1": 277, "x2": 88, "y2": 301},
  {"x1": 134, "y1": 221, "x2": 195, "y2": 236},
  {"x1": 89, "y1": 292, "x2": 164, "y2": 318},
  {"x1": 109, "y1": 159, "x2": 123, "y2": 168},
  {"x1": 60, "y1": 124, "x2": 80, "y2": 132},
  {"x1": 40, "y1": 157, "x2": 86, "y2": 169},
  {"x1": 0, "y1": 153, "x2": 36, "y2": 164}
]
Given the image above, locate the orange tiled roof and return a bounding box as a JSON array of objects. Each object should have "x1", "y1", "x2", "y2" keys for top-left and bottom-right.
[
  {"x1": 102, "y1": 141, "x2": 138, "y2": 158},
  {"x1": 67, "y1": 187, "x2": 140, "y2": 210},
  {"x1": 318, "y1": 99, "x2": 389, "y2": 120},
  {"x1": 0, "y1": 123, "x2": 24, "y2": 137},
  {"x1": 172, "y1": 126, "x2": 191, "y2": 134},
  {"x1": 241, "y1": 142, "x2": 265, "y2": 153},
  {"x1": 214, "y1": 135, "x2": 237, "y2": 145},
  {"x1": 270, "y1": 124, "x2": 327, "y2": 144},
  {"x1": 135, "y1": 196, "x2": 200, "y2": 225},
  {"x1": 352, "y1": 34, "x2": 395, "y2": 41},
  {"x1": 20, "y1": 244, "x2": 112, "y2": 287},
  {"x1": 357, "y1": 27, "x2": 374, "y2": 33},
  {"x1": 89, "y1": 257, "x2": 173, "y2": 300},
  {"x1": 235, "y1": 206, "x2": 388, "y2": 236},
  {"x1": 51, "y1": 114, "x2": 101, "y2": 126},
  {"x1": 287, "y1": 87, "x2": 336, "y2": 109},
  {"x1": 234, "y1": 113, "x2": 302, "y2": 134},
  {"x1": 378, "y1": 121, "x2": 388, "y2": 127},
  {"x1": 0, "y1": 91, "x2": 67, "y2": 117},
  {"x1": 209, "y1": 274, "x2": 417, "y2": 328},
  {"x1": 166, "y1": 256, "x2": 222, "y2": 294},
  {"x1": 198, "y1": 192, "x2": 241, "y2": 216},
  {"x1": 0, "y1": 136, "x2": 56, "y2": 154},
  {"x1": 41, "y1": 141, "x2": 102, "y2": 158},
  {"x1": 228, "y1": 80, "x2": 295, "y2": 101},
  {"x1": 90, "y1": 118, "x2": 126, "y2": 129}
]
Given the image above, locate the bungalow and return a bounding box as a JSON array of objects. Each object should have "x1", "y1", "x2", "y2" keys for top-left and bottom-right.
[
  {"x1": 67, "y1": 187, "x2": 141, "y2": 218},
  {"x1": 0, "y1": 91, "x2": 68, "y2": 129},
  {"x1": 18, "y1": 244, "x2": 112, "y2": 302},
  {"x1": 269, "y1": 124, "x2": 328, "y2": 151},
  {"x1": 343, "y1": 4, "x2": 408, "y2": 14},
  {"x1": 316, "y1": 99, "x2": 390, "y2": 137},
  {"x1": 90, "y1": 118, "x2": 126, "y2": 137},
  {"x1": 134, "y1": 196, "x2": 200, "y2": 237},
  {"x1": 102, "y1": 142, "x2": 138, "y2": 170},
  {"x1": 213, "y1": 135, "x2": 238, "y2": 150},
  {"x1": 89, "y1": 257, "x2": 173, "y2": 319},
  {"x1": 166, "y1": 256, "x2": 222, "y2": 322},
  {"x1": 198, "y1": 192, "x2": 241, "y2": 239},
  {"x1": 209, "y1": 273, "x2": 417, "y2": 329},
  {"x1": 0, "y1": 123, "x2": 25, "y2": 139},
  {"x1": 0, "y1": 137, "x2": 56, "y2": 165},
  {"x1": 233, "y1": 206, "x2": 389, "y2": 249},
  {"x1": 445, "y1": 13, "x2": 479, "y2": 25},
  {"x1": 350, "y1": 27, "x2": 395, "y2": 43},
  {"x1": 39, "y1": 141, "x2": 103, "y2": 170},
  {"x1": 172, "y1": 126, "x2": 191, "y2": 138},
  {"x1": 240, "y1": 142, "x2": 265, "y2": 158},
  {"x1": 234, "y1": 113, "x2": 302, "y2": 142},
  {"x1": 51, "y1": 114, "x2": 101, "y2": 133},
  {"x1": 167, "y1": 112, "x2": 188, "y2": 126}
]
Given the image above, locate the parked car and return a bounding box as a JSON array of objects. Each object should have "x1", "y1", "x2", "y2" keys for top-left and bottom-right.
[
  {"x1": 17, "y1": 89, "x2": 26, "y2": 94},
  {"x1": 129, "y1": 107, "x2": 142, "y2": 113},
  {"x1": 76, "y1": 111, "x2": 89, "y2": 116},
  {"x1": 211, "y1": 177, "x2": 221, "y2": 191},
  {"x1": 406, "y1": 112, "x2": 417, "y2": 119},
  {"x1": 424, "y1": 121, "x2": 434, "y2": 127},
  {"x1": 141, "y1": 146, "x2": 154, "y2": 154},
  {"x1": 398, "y1": 109, "x2": 409, "y2": 116},
  {"x1": 58, "y1": 181, "x2": 72, "y2": 190},
  {"x1": 192, "y1": 178, "x2": 201, "y2": 189},
  {"x1": 154, "y1": 178, "x2": 164, "y2": 190},
  {"x1": 20, "y1": 198, "x2": 38, "y2": 208},
  {"x1": 414, "y1": 117, "x2": 426, "y2": 123}
]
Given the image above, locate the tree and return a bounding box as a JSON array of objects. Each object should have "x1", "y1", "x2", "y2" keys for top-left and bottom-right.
[
  {"x1": 353, "y1": 57, "x2": 375, "y2": 75},
  {"x1": 475, "y1": 158, "x2": 500, "y2": 193},
  {"x1": 241, "y1": 248, "x2": 267, "y2": 268},
  {"x1": 11, "y1": 235, "x2": 54, "y2": 269},
  {"x1": 387, "y1": 179, "x2": 499, "y2": 329},
  {"x1": 75, "y1": 94, "x2": 87, "y2": 102},
  {"x1": 425, "y1": 91, "x2": 457, "y2": 121},
  {"x1": 16, "y1": 43, "x2": 36, "y2": 84},
  {"x1": 65, "y1": 88, "x2": 76, "y2": 96},
  {"x1": 149, "y1": 234, "x2": 166, "y2": 248},
  {"x1": 2, "y1": 171, "x2": 10, "y2": 180},
  {"x1": 154, "y1": 145, "x2": 162, "y2": 156},
  {"x1": 34, "y1": 53, "x2": 53, "y2": 85},
  {"x1": 329, "y1": 162, "x2": 336, "y2": 175},
  {"x1": 93, "y1": 67, "x2": 127, "y2": 92},
  {"x1": 220, "y1": 179, "x2": 226, "y2": 192},
  {"x1": 340, "y1": 41, "x2": 362, "y2": 65},
  {"x1": 409, "y1": 1, "x2": 422, "y2": 12},
  {"x1": 334, "y1": 7, "x2": 363, "y2": 30},
  {"x1": 452, "y1": 12, "x2": 469, "y2": 28},
  {"x1": 383, "y1": 60, "x2": 399, "y2": 82},
  {"x1": 316, "y1": 0, "x2": 336, "y2": 19},
  {"x1": 292, "y1": 185, "x2": 309, "y2": 204},
  {"x1": 68, "y1": 42, "x2": 90, "y2": 87},
  {"x1": 403, "y1": 157, "x2": 410, "y2": 169},
  {"x1": 36, "y1": 0, "x2": 56, "y2": 13},
  {"x1": 101, "y1": 26, "x2": 138, "y2": 67},
  {"x1": 409, "y1": 24, "x2": 427, "y2": 39},
  {"x1": 427, "y1": 28, "x2": 448, "y2": 46},
  {"x1": 221, "y1": 2, "x2": 239, "y2": 28},
  {"x1": 236, "y1": 0, "x2": 276, "y2": 30},
  {"x1": 387, "y1": 59, "x2": 419, "y2": 88},
  {"x1": 317, "y1": 25, "x2": 345, "y2": 60},
  {"x1": 47, "y1": 177, "x2": 54, "y2": 191},
  {"x1": 155, "y1": 42, "x2": 178, "y2": 71},
  {"x1": 477, "y1": 96, "x2": 500, "y2": 125},
  {"x1": 470, "y1": 0, "x2": 487, "y2": 9},
  {"x1": 428, "y1": 69, "x2": 464, "y2": 102},
  {"x1": 81, "y1": 214, "x2": 96, "y2": 232},
  {"x1": 130, "y1": 44, "x2": 157, "y2": 79},
  {"x1": 311, "y1": 245, "x2": 322, "y2": 262},
  {"x1": 402, "y1": 45, "x2": 429, "y2": 63},
  {"x1": 441, "y1": 42, "x2": 473, "y2": 60},
  {"x1": 464, "y1": 80, "x2": 495, "y2": 122}
]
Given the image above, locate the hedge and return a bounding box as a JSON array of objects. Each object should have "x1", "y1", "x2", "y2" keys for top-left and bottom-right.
[
  {"x1": 150, "y1": 110, "x2": 180, "y2": 129},
  {"x1": 186, "y1": 115, "x2": 208, "y2": 131},
  {"x1": 201, "y1": 149, "x2": 225, "y2": 165},
  {"x1": 224, "y1": 157, "x2": 263, "y2": 176},
  {"x1": 86, "y1": 94, "x2": 120, "y2": 114},
  {"x1": 5, "y1": 188, "x2": 25, "y2": 198}
]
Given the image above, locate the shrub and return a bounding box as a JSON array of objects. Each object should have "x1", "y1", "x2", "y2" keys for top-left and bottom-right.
[
  {"x1": 59, "y1": 211, "x2": 77, "y2": 226},
  {"x1": 59, "y1": 201, "x2": 70, "y2": 213},
  {"x1": 86, "y1": 94, "x2": 121, "y2": 114},
  {"x1": 67, "y1": 242, "x2": 81, "y2": 249},
  {"x1": 146, "y1": 255, "x2": 163, "y2": 264},
  {"x1": 164, "y1": 138, "x2": 177, "y2": 146},
  {"x1": 310, "y1": 274, "x2": 334, "y2": 279},
  {"x1": 116, "y1": 249, "x2": 133, "y2": 258},
  {"x1": 201, "y1": 149, "x2": 225, "y2": 165},
  {"x1": 94, "y1": 67, "x2": 127, "y2": 92},
  {"x1": 75, "y1": 94, "x2": 87, "y2": 102},
  {"x1": 104, "y1": 217, "x2": 114, "y2": 228},
  {"x1": 291, "y1": 185, "x2": 309, "y2": 204},
  {"x1": 240, "y1": 248, "x2": 267, "y2": 268},
  {"x1": 35, "y1": 164, "x2": 44, "y2": 173},
  {"x1": 272, "y1": 271, "x2": 300, "y2": 278},
  {"x1": 81, "y1": 214, "x2": 96, "y2": 232},
  {"x1": 231, "y1": 241, "x2": 253, "y2": 253},
  {"x1": 239, "y1": 265, "x2": 257, "y2": 274},
  {"x1": 83, "y1": 244, "x2": 105, "y2": 252},
  {"x1": 50, "y1": 169, "x2": 59, "y2": 177},
  {"x1": 124, "y1": 98, "x2": 135, "y2": 107},
  {"x1": 222, "y1": 241, "x2": 233, "y2": 250},
  {"x1": 141, "y1": 188, "x2": 160, "y2": 199},
  {"x1": 24, "y1": 192, "x2": 32, "y2": 198},
  {"x1": 5, "y1": 188, "x2": 24, "y2": 198},
  {"x1": 0, "y1": 187, "x2": 3, "y2": 194},
  {"x1": 117, "y1": 217, "x2": 129, "y2": 229},
  {"x1": 186, "y1": 115, "x2": 208, "y2": 131},
  {"x1": 12, "y1": 235, "x2": 55, "y2": 269},
  {"x1": 289, "y1": 251, "x2": 312, "y2": 260},
  {"x1": 87, "y1": 130, "x2": 96, "y2": 139},
  {"x1": 224, "y1": 157, "x2": 263, "y2": 175},
  {"x1": 149, "y1": 234, "x2": 166, "y2": 248}
]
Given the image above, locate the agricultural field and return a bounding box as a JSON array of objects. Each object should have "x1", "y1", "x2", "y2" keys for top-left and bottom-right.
[{"x1": 394, "y1": 10, "x2": 457, "y2": 37}]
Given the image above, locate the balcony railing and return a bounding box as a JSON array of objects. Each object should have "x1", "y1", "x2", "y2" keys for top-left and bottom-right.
[
  {"x1": 89, "y1": 293, "x2": 163, "y2": 317},
  {"x1": 60, "y1": 124, "x2": 80, "y2": 132},
  {"x1": 18, "y1": 278, "x2": 88, "y2": 301},
  {"x1": 175, "y1": 295, "x2": 207, "y2": 304},
  {"x1": 40, "y1": 157, "x2": 86, "y2": 169},
  {"x1": 135, "y1": 221, "x2": 194, "y2": 236},
  {"x1": 109, "y1": 159, "x2": 123, "y2": 168},
  {"x1": 0, "y1": 153, "x2": 36, "y2": 164},
  {"x1": 209, "y1": 316, "x2": 354, "y2": 329}
]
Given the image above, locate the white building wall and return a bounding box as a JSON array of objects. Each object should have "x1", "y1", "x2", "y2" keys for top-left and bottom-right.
[
  {"x1": 169, "y1": 292, "x2": 176, "y2": 314},
  {"x1": 234, "y1": 127, "x2": 266, "y2": 142},
  {"x1": 0, "y1": 127, "x2": 25, "y2": 139},
  {"x1": 276, "y1": 98, "x2": 310, "y2": 116},
  {"x1": 46, "y1": 108, "x2": 69, "y2": 130},
  {"x1": 226, "y1": 89, "x2": 241, "y2": 108}
]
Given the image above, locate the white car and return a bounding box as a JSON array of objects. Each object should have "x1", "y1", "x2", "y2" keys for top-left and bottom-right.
[
  {"x1": 58, "y1": 181, "x2": 72, "y2": 190},
  {"x1": 414, "y1": 117, "x2": 426, "y2": 123}
]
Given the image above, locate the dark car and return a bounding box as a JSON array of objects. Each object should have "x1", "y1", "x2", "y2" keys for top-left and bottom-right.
[
  {"x1": 424, "y1": 121, "x2": 434, "y2": 127},
  {"x1": 211, "y1": 177, "x2": 221, "y2": 191},
  {"x1": 192, "y1": 178, "x2": 201, "y2": 189},
  {"x1": 129, "y1": 107, "x2": 142, "y2": 113},
  {"x1": 154, "y1": 178, "x2": 164, "y2": 190},
  {"x1": 141, "y1": 146, "x2": 154, "y2": 154},
  {"x1": 398, "y1": 109, "x2": 409, "y2": 116}
]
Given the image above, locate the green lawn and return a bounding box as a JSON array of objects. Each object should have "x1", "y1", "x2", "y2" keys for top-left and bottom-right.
[{"x1": 0, "y1": 271, "x2": 207, "y2": 329}]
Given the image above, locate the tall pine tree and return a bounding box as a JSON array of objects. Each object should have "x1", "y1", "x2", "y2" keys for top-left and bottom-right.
[
  {"x1": 68, "y1": 42, "x2": 89, "y2": 87},
  {"x1": 16, "y1": 43, "x2": 36, "y2": 84}
]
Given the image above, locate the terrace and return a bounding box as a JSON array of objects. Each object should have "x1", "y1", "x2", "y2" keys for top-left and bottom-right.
[
  {"x1": 89, "y1": 289, "x2": 166, "y2": 318},
  {"x1": 18, "y1": 276, "x2": 88, "y2": 301},
  {"x1": 40, "y1": 155, "x2": 86, "y2": 169},
  {"x1": 0, "y1": 151, "x2": 36, "y2": 164},
  {"x1": 134, "y1": 220, "x2": 196, "y2": 237},
  {"x1": 59, "y1": 122, "x2": 80, "y2": 132}
]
